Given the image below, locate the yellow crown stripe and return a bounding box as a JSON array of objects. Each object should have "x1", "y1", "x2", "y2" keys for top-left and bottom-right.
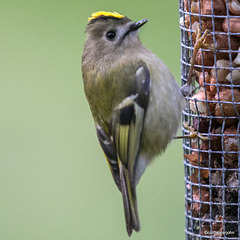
[{"x1": 88, "y1": 11, "x2": 125, "y2": 22}]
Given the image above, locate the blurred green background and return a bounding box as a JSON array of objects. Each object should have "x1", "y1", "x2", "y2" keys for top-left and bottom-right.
[{"x1": 0, "y1": 0, "x2": 184, "y2": 239}]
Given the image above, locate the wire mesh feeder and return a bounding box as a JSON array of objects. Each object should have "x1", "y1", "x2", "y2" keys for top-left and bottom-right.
[{"x1": 179, "y1": 0, "x2": 240, "y2": 239}]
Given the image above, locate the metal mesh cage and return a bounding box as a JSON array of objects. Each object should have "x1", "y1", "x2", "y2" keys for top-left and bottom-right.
[{"x1": 179, "y1": 0, "x2": 240, "y2": 239}]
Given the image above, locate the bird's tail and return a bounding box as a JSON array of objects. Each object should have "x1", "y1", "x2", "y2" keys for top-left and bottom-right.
[{"x1": 119, "y1": 161, "x2": 140, "y2": 237}]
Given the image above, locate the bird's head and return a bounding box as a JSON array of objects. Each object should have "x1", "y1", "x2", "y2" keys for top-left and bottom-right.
[{"x1": 84, "y1": 11, "x2": 148, "y2": 58}]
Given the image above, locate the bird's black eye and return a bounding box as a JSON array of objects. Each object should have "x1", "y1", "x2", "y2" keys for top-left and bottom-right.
[{"x1": 106, "y1": 31, "x2": 116, "y2": 40}]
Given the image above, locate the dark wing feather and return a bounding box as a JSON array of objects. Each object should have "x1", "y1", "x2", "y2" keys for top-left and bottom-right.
[{"x1": 96, "y1": 124, "x2": 121, "y2": 190}]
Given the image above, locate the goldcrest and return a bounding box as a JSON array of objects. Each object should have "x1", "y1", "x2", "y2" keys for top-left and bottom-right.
[{"x1": 82, "y1": 11, "x2": 184, "y2": 236}]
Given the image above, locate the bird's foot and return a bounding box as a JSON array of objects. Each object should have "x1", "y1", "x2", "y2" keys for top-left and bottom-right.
[
  {"x1": 175, "y1": 122, "x2": 209, "y2": 140},
  {"x1": 181, "y1": 24, "x2": 214, "y2": 97},
  {"x1": 194, "y1": 23, "x2": 215, "y2": 52}
]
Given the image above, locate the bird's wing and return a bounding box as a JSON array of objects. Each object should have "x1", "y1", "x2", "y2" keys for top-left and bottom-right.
[
  {"x1": 111, "y1": 64, "x2": 150, "y2": 182},
  {"x1": 95, "y1": 64, "x2": 150, "y2": 235},
  {"x1": 111, "y1": 64, "x2": 151, "y2": 235},
  {"x1": 96, "y1": 124, "x2": 121, "y2": 191}
]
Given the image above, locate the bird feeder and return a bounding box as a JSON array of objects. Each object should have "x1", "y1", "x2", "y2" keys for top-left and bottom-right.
[{"x1": 179, "y1": 0, "x2": 240, "y2": 239}]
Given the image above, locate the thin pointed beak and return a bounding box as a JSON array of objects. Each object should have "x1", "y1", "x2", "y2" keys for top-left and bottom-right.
[{"x1": 130, "y1": 19, "x2": 148, "y2": 31}]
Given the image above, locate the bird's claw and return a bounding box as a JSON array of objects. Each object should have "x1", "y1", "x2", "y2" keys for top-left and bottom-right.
[
  {"x1": 194, "y1": 24, "x2": 215, "y2": 52},
  {"x1": 175, "y1": 122, "x2": 209, "y2": 140},
  {"x1": 184, "y1": 23, "x2": 215, "y2": 93}
]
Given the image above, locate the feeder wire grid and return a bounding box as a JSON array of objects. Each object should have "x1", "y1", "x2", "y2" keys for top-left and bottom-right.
[{"x1": 179, "y1": 0, "x2": 240, "y2": 239}]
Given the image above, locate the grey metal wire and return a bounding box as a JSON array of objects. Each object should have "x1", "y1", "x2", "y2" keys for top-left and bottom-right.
[{"x1": 179, "y1": 0, "x2": 240, "y2": 239}]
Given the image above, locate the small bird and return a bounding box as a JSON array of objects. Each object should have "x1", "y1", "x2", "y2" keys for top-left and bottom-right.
[{"x1": 81, "y1": 11, "x2": 184, "y2": 236}]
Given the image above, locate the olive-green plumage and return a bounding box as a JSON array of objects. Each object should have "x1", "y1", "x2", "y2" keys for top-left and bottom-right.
[{"x1": 82, "y1": 11, "x2": 185, "y2": 236}]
